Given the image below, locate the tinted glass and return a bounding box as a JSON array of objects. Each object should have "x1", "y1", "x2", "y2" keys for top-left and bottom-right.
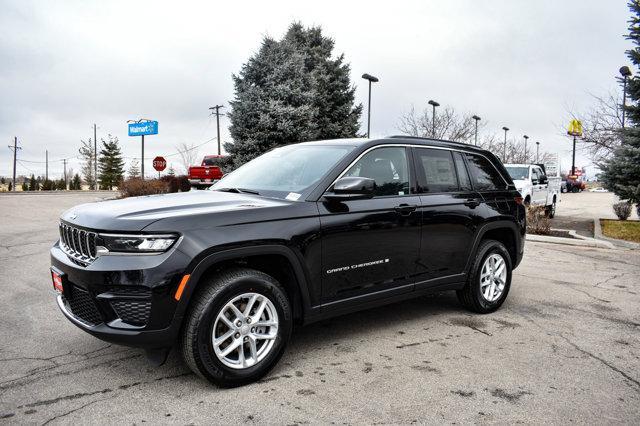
[
  {"x1": 211, "y1": 144, "x2": 355, "y2": 199},
  {"x1": 202, "y1": 157, "x2": 223, "y2": 166},
  {"x1": 415, "y1": 148, "x2": 458, "y2": 193},
  {"x1": 453, "y1": 152, "x2": 472, "y2": 191},
  {"x1": 345, "y1": 147, "x2": 409, "y2": 196},
  {"x1": 465, "y1": 154, "x2": 507, "y2": 191}
]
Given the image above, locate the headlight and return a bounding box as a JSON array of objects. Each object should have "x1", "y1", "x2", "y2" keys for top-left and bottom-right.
[{"x1": 98, "y1": 233, "x2": 179, "y2": 254}]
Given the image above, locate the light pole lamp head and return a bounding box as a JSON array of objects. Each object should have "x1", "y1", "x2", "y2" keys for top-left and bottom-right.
[
  {"x1": 523, "y1": 135, "x2": 529, "y2": 141},
  {"x1": 620, "y1": 66, "x2": 632, "y2": 77},
  {"x1": 472, "y1": 115, "x2": 481, "y2": 121},
  {"x1": 428, "y1": 100, "x2": 440, "y2": 107},
  {"x1": 536, "y1": 141, "x2": 540, "y2": 146},
  {"x1": 362, "y1": 73, "x2": 379, "y2": 83},
  {"x1": 502, "y1": 126, "x2": 509, "y2": 132}
]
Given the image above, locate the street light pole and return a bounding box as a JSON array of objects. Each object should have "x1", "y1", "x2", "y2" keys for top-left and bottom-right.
[
  {"x1": 502, "y1": 127, "x2": 509, "y2": 162},
  {"x1": 536, "y1": 141, "x2": 540, "y2": 163},
  {"x1": 523, "y1": 135, "x2": 529, "y2": 163},
  {"x1": 472, "y1": 115, "x2": 481, "y2": 146},
  {"x1": 361, "y1": 73, "x2": 379, "y2": 138},
  {"x1": 620, "y1": 66, "x2": 632, "y2": 129},
  {"x1": 428, "y1": 100, "x2": 440, "y2": 138}
]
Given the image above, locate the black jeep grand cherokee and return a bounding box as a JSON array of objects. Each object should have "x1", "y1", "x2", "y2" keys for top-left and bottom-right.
[{"x1": 51, "y1": 136, "x2": 525, "y2": 386}]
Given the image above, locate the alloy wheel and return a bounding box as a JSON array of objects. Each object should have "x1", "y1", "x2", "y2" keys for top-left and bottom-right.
[
  {"x1": 480, "y1": 253, "x2": 507, "y2": 302},
  {"x1": 212, "y1": 292, "x2": 279, "y2": 369}
]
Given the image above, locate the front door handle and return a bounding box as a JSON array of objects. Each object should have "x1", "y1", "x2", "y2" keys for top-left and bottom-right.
[
  {"x1": 394, "y1": 204, "x2": 417, "y2": 215},
  {"x1": 464, "y1": 198, "x2": 481, "y2": 208}
]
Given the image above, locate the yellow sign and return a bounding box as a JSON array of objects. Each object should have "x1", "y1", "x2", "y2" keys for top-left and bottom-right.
[{"x1": 567, "y1": 119, "x2": 583, "y2": 137}]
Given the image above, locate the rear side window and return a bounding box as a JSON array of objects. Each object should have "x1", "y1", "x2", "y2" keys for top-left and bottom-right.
[
  {"x1": 464, "y1": 154, "x2": 507, "y2": 191},
  {"x1": 453, "y1": 152, "x2": 472, "y2": 191},
  {"x1": 414, "y1": 148, "x2": 458, "y2": 193}
]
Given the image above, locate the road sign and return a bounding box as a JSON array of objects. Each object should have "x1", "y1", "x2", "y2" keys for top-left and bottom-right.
[
  {"x1": 128, "y1": 121, "x2": 158, "y2": 136},
  {"x1": 153, "y1": 156, "x2": 167, "y2": 172},
  {"x1": 567, "y1": 119, "x2": 583, "y2": 137}
]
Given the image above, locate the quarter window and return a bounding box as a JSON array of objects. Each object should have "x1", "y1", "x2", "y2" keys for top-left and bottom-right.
[
  {"x1": 414, "y1": 148, "x2": 458, "y2": 193},
  {"x1": 464, "y1": 154, "x2": 507, "y2": 191},
  {"x1": 344, "y1": 147, "x2": 410, "y2": 196},
  {"x1": 453, "y1": 152, "x2": 472, "y2": 191}
]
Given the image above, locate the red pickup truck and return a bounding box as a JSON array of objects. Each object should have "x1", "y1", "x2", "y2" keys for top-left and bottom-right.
[{"x1": 188, "y1": 155, "x2": 226, "y2": 188}]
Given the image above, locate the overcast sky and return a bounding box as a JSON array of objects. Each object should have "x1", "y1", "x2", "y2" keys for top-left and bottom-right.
[{"x1": 0, "y1": 0, "x2": 632, "y2": 179}]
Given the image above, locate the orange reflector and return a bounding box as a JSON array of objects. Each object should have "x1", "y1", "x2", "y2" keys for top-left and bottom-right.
[{"x1": 174, "y1": 274, "x2": 190, "y2": 301}]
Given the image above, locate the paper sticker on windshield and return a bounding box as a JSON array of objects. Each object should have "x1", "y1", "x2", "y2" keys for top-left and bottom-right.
[{"x1": 285, "y1": 192, "x2": 301, "y2": 201}]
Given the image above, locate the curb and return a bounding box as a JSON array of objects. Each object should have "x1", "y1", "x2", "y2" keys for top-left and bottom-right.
[
  {"x1": 526, "y1": 232, "x2": 615, "y2": 249},
  {"x1": 593, "y1": 218, "x2": 640, "y2": 249}
]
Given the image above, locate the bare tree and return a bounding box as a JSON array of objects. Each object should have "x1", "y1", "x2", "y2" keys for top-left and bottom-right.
[
  {"x1": 398, "y1": 105, "x2": 478, "y2": 142},
  {"x1": 478, "y1": 135, "x2": 555, "y2": 165},
  {"x1": 175, "y1": 142, "x2": 201, "y2": 174},
  {"x1": 79, "y1": 139, "x2": 96, "y2": 189},
  {"x1": 565, "y1": 91, "x2": 623, "y2": 163}
]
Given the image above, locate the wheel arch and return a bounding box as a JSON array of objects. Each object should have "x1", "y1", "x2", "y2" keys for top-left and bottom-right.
[
  {"x1": 465, "y1": 221, "x2": 522, "y2": 273},
  {"x1": 176, "y1": 245, "x2": 313, "y2": 324}
]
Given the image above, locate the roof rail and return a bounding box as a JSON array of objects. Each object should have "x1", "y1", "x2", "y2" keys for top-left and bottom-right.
[{"x1": 386, "y1": 135, "x2": 476, "y2": 148}]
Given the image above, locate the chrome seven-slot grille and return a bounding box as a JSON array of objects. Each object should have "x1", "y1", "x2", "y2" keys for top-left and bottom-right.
[{"x1": 59, "y1": 222, "x2": 97, "y2": 264}]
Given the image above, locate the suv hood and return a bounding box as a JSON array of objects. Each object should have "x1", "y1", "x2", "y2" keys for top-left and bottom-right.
[{"x1": 60, "y1": 191, "x2": 291, "y2": 231}]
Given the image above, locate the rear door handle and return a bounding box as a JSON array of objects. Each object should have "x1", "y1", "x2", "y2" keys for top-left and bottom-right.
[
  {"x1": 464, "y1": 199, "x2": 481, "y2": 208},
  {"x1": 394, "y1": 204, "x2": 417, "y2": 215}
]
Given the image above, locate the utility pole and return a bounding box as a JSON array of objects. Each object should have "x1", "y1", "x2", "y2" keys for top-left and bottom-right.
[
  {"x1": 94, "y1": 124, "x2": 98, "y2": 189},
  {"x1": 535, "y1": 141, "x2": 540, "y2": 163},
  {"x1": 361, "y1": 73, "x2": 379, "y2": 138},
  {"x1": 8, "y1": 137, "x2": 21, "y2": 192},
  {"x1": 45, "y1": 150, "x2": 48, "y2": 181},
  {"x1": 209, "y1": 105, "x2": 224, "y2": 155},
  {"x1": 62, "y1": 158, "x2": 68, "y2": 189}
]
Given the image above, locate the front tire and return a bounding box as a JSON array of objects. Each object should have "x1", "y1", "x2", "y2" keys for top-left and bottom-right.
[
  {"x1": 181, "y1": 268, "x2": 292, "y2": 387},
  {"x1": 457, "y1": 240, "x2": 512, "y2": 314}
]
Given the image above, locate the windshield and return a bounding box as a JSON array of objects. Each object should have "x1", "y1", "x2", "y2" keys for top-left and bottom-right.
[
  {"x1": 210, "y1": 144, "x2": 356, "y2": 199},
  {"x1": 505, "y1": 166, "x2": 529, "y2": 180}
]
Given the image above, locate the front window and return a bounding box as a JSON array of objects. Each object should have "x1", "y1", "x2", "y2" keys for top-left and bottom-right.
[
  {"x1": 211, "y1": 144, "x2": 356, "y2": 199},
  {"x1": 344, "y1": 147, "x2": 410, "y2": 196},
  {"x1": 505, "y1": 166, "x2": 529, "y2": 181}
]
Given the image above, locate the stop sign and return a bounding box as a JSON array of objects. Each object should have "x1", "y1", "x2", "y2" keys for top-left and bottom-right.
[{"x1": 153, "y1": 156, "x2": 167, "y2": 172}]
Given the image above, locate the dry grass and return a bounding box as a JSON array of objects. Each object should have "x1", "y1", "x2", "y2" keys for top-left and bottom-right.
[
  {"x1": 600, "y1": 219, "x2": 640, "y2": 243},
  {"x1": 526, "y1": 205, "x2": 551, "y2": 235}
]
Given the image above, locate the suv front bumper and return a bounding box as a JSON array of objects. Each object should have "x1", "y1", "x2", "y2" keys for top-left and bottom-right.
[{"x1": 50, "y1": 242, "x2": 191, "y2": 349}]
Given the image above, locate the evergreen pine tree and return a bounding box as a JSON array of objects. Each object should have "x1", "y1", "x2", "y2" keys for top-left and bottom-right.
[
  {"x1": 71, "y1": 174, "x2": 82, "y2": 190},
  {"x1": 167, "y1": 165, "x2": 176, "y2": 176},
  {"x1": 226, "y1": 23, "x2": 362, "y2": 166},
  {"x1": 600, "y1": 1, "x2": 640, "y2": 213},
  {"x1": 21, "y1": 181, "x2": 28, "y2": 191},
  {"x1": 28, "y1": 174, "x2": 38, "y2": 191},
  {"x1": 97, "y1": 135, "x2": 125, "y2": 189}
]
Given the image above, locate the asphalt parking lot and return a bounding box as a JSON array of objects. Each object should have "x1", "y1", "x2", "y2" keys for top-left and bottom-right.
[{"x1": 1, "y1": 192, "x2": 639, "y2": 424}]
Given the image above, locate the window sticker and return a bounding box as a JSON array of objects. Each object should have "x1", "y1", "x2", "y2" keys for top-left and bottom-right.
[{"x1": 285, "y1": 192, "x2": 301, "y2": 201}]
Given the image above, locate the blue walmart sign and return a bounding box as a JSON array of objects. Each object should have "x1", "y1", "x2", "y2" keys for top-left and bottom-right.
[{"x1": 128, "y1": 121, "x2": 158, "y2": 136}]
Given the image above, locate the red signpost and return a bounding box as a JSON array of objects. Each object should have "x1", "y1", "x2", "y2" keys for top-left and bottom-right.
[{"x1": 153, "y1": 156, "x2": 166, "y2": 178}]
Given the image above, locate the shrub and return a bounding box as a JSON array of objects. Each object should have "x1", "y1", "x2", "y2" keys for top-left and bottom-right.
[
  {"x1": 119, "y1": 178, "x2": 168, "y2": 198},
  {"x1": 613, "y1": 201, "x2": 632, "y2": 220},
  {"x1": 526, "y1": 205, "x2": 551, "y2": 235},
  {"x1": 177, "y1": 175, "x2": 191, "y2": 192}
]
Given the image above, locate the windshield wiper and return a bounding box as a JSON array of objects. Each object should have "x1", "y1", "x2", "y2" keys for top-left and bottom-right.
[{"x1": 215, "y1": 187, "x2": 261, "y2": 195}]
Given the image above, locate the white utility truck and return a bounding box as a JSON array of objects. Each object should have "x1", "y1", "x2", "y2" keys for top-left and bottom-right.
[{"x1": 504, "y1": 163, "x2": 561, "y2": 217}]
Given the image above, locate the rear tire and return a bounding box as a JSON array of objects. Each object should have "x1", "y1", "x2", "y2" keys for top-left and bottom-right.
[
  {"x1": 457, "y1": 240, "x2": 512, "y2": 314},
  {"x1": 545, "y1": 199, "x2": 556, "y2": 218},
  {"x1": 181, "y1": 268, "x2": 292, "y2": 387}
]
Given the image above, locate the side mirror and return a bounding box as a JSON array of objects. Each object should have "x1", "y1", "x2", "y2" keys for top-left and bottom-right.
[
  {"x1": 539, "y1": 176, "x2": 548, "y2": 184},
  {"x1": 324, "y1": 176, "x2": 375, "y2": 201}
]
